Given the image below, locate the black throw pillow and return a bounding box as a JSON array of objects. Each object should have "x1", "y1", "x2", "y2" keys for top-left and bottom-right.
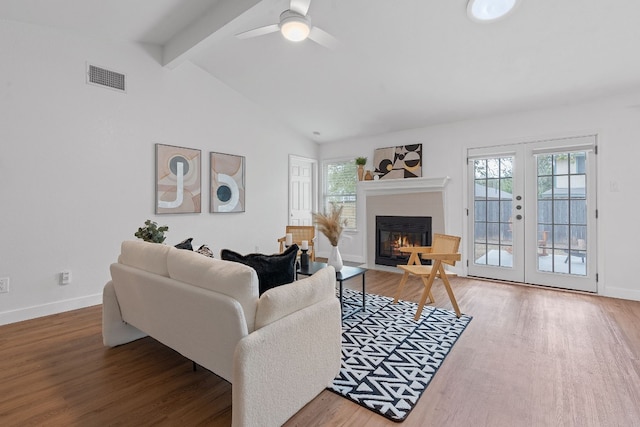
[
  {"x1": 220, "y1": 244, "x2": 299, "y2": 295},
  {"x1": 175, "y1": 238, "x2": 194, "y2": 250}
]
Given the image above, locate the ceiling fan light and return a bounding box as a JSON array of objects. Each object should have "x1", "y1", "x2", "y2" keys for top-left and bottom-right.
[
  {"x1": 467, "y1": 0, "x2": 518, "y2": 22},
  {"x1": 280, "y1": 15, "x2": 310, "y2": 41}
]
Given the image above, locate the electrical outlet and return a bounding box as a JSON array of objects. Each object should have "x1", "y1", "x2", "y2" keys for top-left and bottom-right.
[
  {"x1": 0, "y1": 277, "x2": 9, "y2": 293},
  {"x1": 60, "y1": 270, "x2": 72, "y2": 285}
]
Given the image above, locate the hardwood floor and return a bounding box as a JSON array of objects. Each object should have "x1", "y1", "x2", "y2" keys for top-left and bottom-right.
[{"x1": 2, "y1": 271, "x2": 640, "y2": 426}]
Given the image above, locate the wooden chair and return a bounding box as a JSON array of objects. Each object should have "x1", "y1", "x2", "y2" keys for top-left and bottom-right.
[
  {"x1": 277, "y1": 226, "x2": 316, "y2": 261},
  {"x1": 538, "y1": 230, "x2": 549, "y2": 256},
  {"x1": 393, "y1": 233, "x2": 462, "y2": 320}
]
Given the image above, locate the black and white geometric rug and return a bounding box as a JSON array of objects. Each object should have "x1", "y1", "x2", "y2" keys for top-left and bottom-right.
[{"x1": 329, "y1": 289, "x2": 472, "y2": 422}]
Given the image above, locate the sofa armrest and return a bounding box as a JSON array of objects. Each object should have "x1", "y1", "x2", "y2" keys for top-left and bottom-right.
[
  {"x1": 254, "y1": 266, "x2": 335, "y2": 330},
  {"x1": 232, "y1": 297, "x2": 341, "y2": 427},
  {"x1": 102, "y1": 281, "x2": 147, "y2": 347},
  {"x1": 109, "y1": 263, "x2": 249, "y2": 382}
]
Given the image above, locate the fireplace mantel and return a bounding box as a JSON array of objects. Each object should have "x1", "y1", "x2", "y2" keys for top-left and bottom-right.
[
  {"x1": 356, "y1": 176, "x2": 450, "y2": 269},
  {"x1": 357, "y1": 176, "x2": 450, "y2": 197}
]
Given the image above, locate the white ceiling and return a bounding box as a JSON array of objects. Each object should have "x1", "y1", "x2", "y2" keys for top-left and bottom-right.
[{"x1": 2, "y1": 0, "x2": 640, "y2": 143}]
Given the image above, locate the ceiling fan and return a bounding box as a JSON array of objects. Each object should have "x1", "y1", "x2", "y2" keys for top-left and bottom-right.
[{"x1": 236, "y1": 0, "x2": 338, "y2": 49}]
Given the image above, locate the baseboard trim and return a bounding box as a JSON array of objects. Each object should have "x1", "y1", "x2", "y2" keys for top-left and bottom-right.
[
  {"x1": 0, "y1": 293, "x2": 102, "y2": 326},
  {"x1": 467, "y1": 276, "x2": 640, "y2": 303},
  {"x1": 601, "y1": 286, "x2": 640, "y2": 302}
]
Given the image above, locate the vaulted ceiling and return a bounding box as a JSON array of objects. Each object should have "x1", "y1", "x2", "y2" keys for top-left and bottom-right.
[{"x1": 2, "y1": 0, "x2": 640, "y2": 142}]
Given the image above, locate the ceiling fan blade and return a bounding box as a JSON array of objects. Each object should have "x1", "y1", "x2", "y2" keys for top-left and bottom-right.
[
  {"x1": 290, "y1": 0, "x2": 311, "y2": 16},
  {"x1": 308, "y1": 27, "x2": 339, "y2": 49},
  {"x1": 236, "y1": 23, "x2": 280, "y2": 39}
]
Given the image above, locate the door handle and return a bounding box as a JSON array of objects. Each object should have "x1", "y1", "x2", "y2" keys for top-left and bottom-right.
[{"x1": 516, "y1": 214, "x2": 523, "y2": 220}]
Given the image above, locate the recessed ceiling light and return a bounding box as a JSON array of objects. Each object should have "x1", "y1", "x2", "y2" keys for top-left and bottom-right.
[{"x1": 467, "y1": 0, "x2": 518, "y2": 23}]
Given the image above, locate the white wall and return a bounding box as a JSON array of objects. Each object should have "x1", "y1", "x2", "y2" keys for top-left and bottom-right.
[
  {"x1": 319, "y1": 91, "x2": 640, "y2": 301},
  {"x1": 0, "y1": 20, "x2": 317, "y2": 324}
]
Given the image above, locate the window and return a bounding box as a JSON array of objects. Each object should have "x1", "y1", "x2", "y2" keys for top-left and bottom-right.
[{"x1": 323, "y1": 159, "x2": 357, "y2": 229}]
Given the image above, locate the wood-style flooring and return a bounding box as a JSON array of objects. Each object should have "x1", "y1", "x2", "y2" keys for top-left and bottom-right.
[{"x1": 1, "y1": 270, "x2": 640, "y2": 426}]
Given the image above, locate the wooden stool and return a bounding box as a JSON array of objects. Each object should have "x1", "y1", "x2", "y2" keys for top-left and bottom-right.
[{"x1": 393, "y1": 234, "x2": 462, "y2": 320}]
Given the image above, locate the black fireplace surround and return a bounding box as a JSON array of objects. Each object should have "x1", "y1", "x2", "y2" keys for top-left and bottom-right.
[{"x1": 375, "y1": 216, "x2": 432, "y2": 267}]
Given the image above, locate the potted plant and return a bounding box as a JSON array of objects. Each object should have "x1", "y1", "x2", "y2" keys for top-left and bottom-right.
[
  {"x1": 134, "y1": 219, "x2": 169, "y2": 243},
  {"x1": 355, "y1": 157, "x2": 367, "y2": 181}
]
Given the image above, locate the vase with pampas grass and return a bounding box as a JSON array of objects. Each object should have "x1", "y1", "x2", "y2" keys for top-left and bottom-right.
[{"x1": 313, "y1": 203, "x2": 348, "y2": 272}]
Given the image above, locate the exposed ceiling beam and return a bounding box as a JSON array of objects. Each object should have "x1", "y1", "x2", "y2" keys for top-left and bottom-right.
[{"x1": 162, "y1": 0, "x2": 261, "y2": 69}]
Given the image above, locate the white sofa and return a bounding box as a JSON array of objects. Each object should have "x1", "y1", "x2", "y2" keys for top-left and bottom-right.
[{"x1": 103, "y1": 240, "x2": 342, "y2": 427}]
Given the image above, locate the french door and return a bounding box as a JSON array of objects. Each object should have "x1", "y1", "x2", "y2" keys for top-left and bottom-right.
[{"x1": 467, "y1": 136, "x2": 597, "y2": 292}]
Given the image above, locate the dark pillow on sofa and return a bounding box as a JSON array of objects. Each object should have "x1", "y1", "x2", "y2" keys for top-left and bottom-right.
[
  {"x1": 220, "y1": 244, "x2": 299, "y2": 295},
  {"x1": 175, "y1": 238, "x2": 193, "y2": 250}
]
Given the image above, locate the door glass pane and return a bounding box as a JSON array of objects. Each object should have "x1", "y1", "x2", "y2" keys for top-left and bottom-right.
[
  {"x1": 500, "y1": 177, "x2": 513, "y2": 195},
  {"x1": 554, "y1": 225, "x2": 570, "y2": 250},
  {"x1": 538, "y1": 200, "x2": 552, "y2": 223},
  {"x1": 487, "y1": 201, "x2": 500, "y2": 222},
  {"x1": 474, "y1": 243, "x2": 487, "y2": 265},
  {"x1": 537, "y1": 225, "x2": 550, "y2": 257},
  {"x1": 473, "y1": 156, "x2": 513, "y2": 268},
  {"x1": 486, "y1": 244, "x2": 501, "y2": 266},
  {"x1": 487, "y1": 159, "x2": 500, "y2": 178},
  {"x1": 487, "y1": 223, "x2": 500, "y2": 242},
  {"x1": 500, "y1": 222, "x2": 512, "y2": 246},
  {"x1": 500, "y1": 158, "x2": 513, "y2": 178},
  {"x1": 554, "y1": 200, "x2": 569, "y2": 224},
  {"x1": 474, "y1": 222, "x2": 487, "y2": 241},
  {"x1": 474, "y1": 201, "x2": 487, "y2": 221},
  {"x1": 475, "y1": 159, "x2": 487, "y2": 178},
  {"x1": 487, "y1": 178, "x2": 499, "y2": 193},
  {"x1": 538, "y1": 155, "x2": 552, "y2": 175},
  {"x1": 570, "y1": 199, "x2": 587, "y2": 224},
  {"x1": 475, "y1": 180, "x2": 487, "y2": 197},
  {"x1": 537, "y1": 151, "x2": 588, "y2": 276},
  {"x1": 537, "y1": 176, "x2": 553, "y2": 195},
  {"x1": 570, "y1": 174, "x2": 586, "y2": 190}
]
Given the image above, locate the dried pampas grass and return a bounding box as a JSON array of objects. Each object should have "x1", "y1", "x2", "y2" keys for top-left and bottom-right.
[{"x1": 313, "y1": 203, "x2": 348, "y2": 247}]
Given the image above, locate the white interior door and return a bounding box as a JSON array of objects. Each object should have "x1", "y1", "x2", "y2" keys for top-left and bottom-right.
[
  {"x1": 289, "y1": 156, "x2": 316, "y2": 225},
  {"x1": 468, "y1": 136, "x2": 597, "y2": 292}
]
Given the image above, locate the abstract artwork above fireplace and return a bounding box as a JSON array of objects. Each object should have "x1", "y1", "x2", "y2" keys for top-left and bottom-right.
[{"x1": 373, "y1": 144, "x2": 422, "y2": 180}]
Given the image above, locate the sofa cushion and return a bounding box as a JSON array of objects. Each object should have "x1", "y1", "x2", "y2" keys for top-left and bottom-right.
[
  {"x1": 166, "y1": 248, "x2": 260, "y2": 332},
  {"x1": 254, "y1": 266, "x2": 336, "y2": 329},
  {"x1": 118, "y1": 240, "x2": 171, "y2": 277},
  {"x1": 220, "y1": 245, "x2": 299, "y2": 295}
]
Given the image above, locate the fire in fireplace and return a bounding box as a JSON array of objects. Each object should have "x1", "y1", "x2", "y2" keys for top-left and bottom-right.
[{"x1": 376, "y1": 216, "x2": 432, "y2": 267}]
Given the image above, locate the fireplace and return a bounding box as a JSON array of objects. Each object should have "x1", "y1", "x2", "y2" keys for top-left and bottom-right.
[{"x1": 375, "y1": 216, "x2": 432, "y2": 267}]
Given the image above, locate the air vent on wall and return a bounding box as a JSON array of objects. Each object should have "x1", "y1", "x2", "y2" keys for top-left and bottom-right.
[{"x1": 86, "y1": 63, "x2": 126, "y2": 92}]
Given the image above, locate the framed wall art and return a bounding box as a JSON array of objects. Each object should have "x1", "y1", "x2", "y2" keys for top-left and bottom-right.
[
  {"x1": 373, "y1": 144, "x2": 422, "y2": 179},
  {"x1": 210, "y1": 152, "x2": 245, "y2": 213},
  {"x1": 155, "y1": 144, "x2": 202, "y2": 214}
]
